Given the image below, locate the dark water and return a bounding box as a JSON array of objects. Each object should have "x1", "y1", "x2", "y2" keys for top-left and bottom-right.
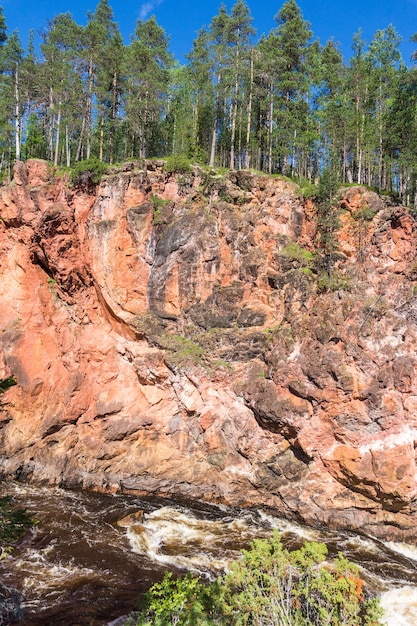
[{"x1": 1, "y1": 482, "x2": 417, "y2": 625}]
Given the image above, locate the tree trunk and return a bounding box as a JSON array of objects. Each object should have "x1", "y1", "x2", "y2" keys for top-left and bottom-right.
[
  {"x1": 210, "y1": 73, "x2": 221, "y2": 167},
  {"x1": 14, "y1": 63, "x2": 21, "y2": 161},
  {"x1": 86, "y1": 56, "x2": 94, "y2": 160},
  {"x1": 268, "y1": 81, "x2": 273, "y2": 174},
  {"x1": 99, "y1": 112, "x2": 104, "y2": 162},
  {"x1": 229, "y1": 43, "x2": 240, "y2": 171},
  {"x1": 54, "y1": 97, "x2": 62, "y2": 167},
  {"x1": 65, "y1": 125, "x2": 70, "y2": 167},
  {"x1": 244, "y1": 50, "x2": 254, "y2": 169},
  {"x1": 108, "y1": 70, "x2": 119, "y2": 164},
  {"x1": 76, "y1": 112, "x2": 86, "y2": 163}
]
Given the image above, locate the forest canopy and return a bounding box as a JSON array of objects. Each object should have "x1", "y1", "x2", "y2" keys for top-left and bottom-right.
[{"x1": 1, "y1": 0, "x2": 417, "y2": 206}]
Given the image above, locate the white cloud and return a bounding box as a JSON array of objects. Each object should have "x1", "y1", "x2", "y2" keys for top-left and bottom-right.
[{"x1": 139, "y1": 0, "x2": 164, "y2": 21}]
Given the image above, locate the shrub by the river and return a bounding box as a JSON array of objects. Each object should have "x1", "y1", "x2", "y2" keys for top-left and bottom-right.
[
  {"x1": 0, "y1": 496, "x2": 34, "y2": 624},
  {"x1": 0, "y1": 374, "x2": 34, "y2": 623},
  {"x1": 132, "y1": 531, "x2": 383, "y2": 625}
]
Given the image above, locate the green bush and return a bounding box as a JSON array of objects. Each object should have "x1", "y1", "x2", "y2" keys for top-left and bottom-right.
[
  {"x1": 0, "y1": 376, "x2": 16, "y2": 410},
  {"x1": 297, "y1": 179, "x2": 319, "y2": 200},
  {"x1": 317, "y1": 271, "x2": 351, "y2": 293},
  {"x1": 0, "y1": 496, "x2": 33, "y2": 555},
  {"x1": 280, "y1": 242, "x2": 314, "y2": 267},
  {"x1": 0, "y1": 493, "x2": 34, "y2": 625},
  {"x1": 150, "y1": 195, "x2": 170, "y2": 224},
  {"x1": 164, "y1": 154, "x2": 192, "y2": 174},
  {"x1": 130, "y1": 531, "x2": 384, "y2": 626},
  {"x1": 70, "y1": 158, "x2": 108, "y2": 190},
  {"x1": 159, "y1": 334, "x2": 205, "y2": 367},
  {"x1": 0, "y1": 377, "x2": 16, "y2": 395}
]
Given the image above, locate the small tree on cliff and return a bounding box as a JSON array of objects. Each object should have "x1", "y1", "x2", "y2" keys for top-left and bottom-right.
[
  {"x1": 316, "y1": 168, "x2": 340, "y2": 278},
  {"x1": 0, "y1": 376, "x2": 16, "y2": 410}
]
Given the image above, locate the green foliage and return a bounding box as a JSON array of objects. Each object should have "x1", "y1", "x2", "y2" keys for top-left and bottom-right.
[
  {"x1": 164, "y1": 154, "x2": 192, "y2": 174},
  {"x1": 150, "y1": 195, "x2": 169, "y2": 211},
  {"x1": 210, "y1": 359, "x2": 234, "y2": 372},
  {"x1": 317, "y1": 271, "x2": 351, "y2": 293},
  {"x1": 70, "y1": 158, "x2": 108, "y2": 190},
  {"x1": 130, "y1": 532, "x2": 384, "y2": 626},
  {"x1": 263, "y1": 323, "x2": 293, "y2": 344},
  {"x1": 159, "y1": 334, "x2": 205, "y2": 367},
  {"x1": 0, "y1": 376, "x2": 16, "y2": 411},
  {"x1": 280, "y1": 242, "x2": 314, "y2": 267},
  {"x1": 0, "y1": 377, "x2": 16, "y2": 395},
  {"x1": 352, "y1": 206, "x2": 376, "y2": 222},
  {"x1": 135, "y1": 572, "x2": 214, "y2": 626},
  {"x1": 24, "y1": 114, "x2": 47, "y2": 159},
  {"x1": 150, "y1": 195, "x2": 170, "y2": 224},
  {"x1": 298, "y1": 181, "x2": 319, "y2": 199},
  {"x1": 316, "y1": 169, "x2": 341, "y2": 274},
  {"x1": 0, "y1": 496, "x2": 33, "y2": 557}
]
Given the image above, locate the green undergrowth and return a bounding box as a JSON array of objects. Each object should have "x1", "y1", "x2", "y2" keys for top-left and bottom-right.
[
  {"x1": 164, "y1": 154, "x2": 193, "y2": 174},
  {"x1": 70, "y1": 158, "x2": 108, "y2": 189},
  {"x1": 279, "y1": 242, "x2": 314, "y2": 267},
  {"x1": 0, "y1": 497, "x2": 34, "y2": 558},
  {"x1": 0, "y1": 376, "x2": 16, "y2": 410},
  {"x1": 158, "y1": 334, "x2": 206, "y2": 367},
  {"x1": 129, "y1": 531, "x2": 384, "y2": 626},
  {"x1": 317, "y1": 271, "x2": 351, "y2": 293},
  {"x1": 278, "y1": 240, "x2": 352, "y2": 293}
]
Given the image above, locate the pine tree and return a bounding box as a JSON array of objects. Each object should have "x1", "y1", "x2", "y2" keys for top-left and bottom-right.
[
  {"x1": 40, "y1": 13, "x2": 81, "y2": 165},
  {"x1": 76, "y1": 0, "x2": 120, "y2": 161},
  {"x1": 255, "y1": 31, "x2": 280, "y2": 172},
  {"x1": 273, "y1": 0, "x2": 312, "y2": 175},
  {"x1": 0, "y1": 6, "x2": 6, "y2": 47},
  {"x1": 317, "y1": 40, "x2": 348, "y2": 181},
  {"x1": 125, "y1": 15, "x2": 172, "y2": 158},
  {"x1": 228, "y1": 0, "x2": 255, "y2": 169},
  {"x1": 186, "y1": 28, "x2": 214, "y2": 161},
  {"x1": 366, "y1": 25, "x2": 402, "y2": 189},
  {"x1": 316, "y1": 168, "x2": 340, "y2": 277},
  {"x1": 207, "y1": 4, "x2": 231, "y2": 167},
  {"x1": 1, "y1": 31, "x2": 24, "y2": 163}
]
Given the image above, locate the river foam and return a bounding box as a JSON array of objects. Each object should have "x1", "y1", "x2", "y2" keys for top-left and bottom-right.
[
  {"x1": 126, "y1": 506, "x2": 263, "y2": 573},
  {"x1": 380, "y1": 586, "x2": 417, "y2": 626}
]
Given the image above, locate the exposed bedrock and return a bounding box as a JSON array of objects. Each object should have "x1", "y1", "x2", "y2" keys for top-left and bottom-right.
[{"x1": 1, "y1": 159, "x2": 417, "y2": 541}]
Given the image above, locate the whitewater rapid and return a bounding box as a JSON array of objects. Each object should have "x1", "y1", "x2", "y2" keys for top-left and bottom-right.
[{"x1": 1, "y1": 483, "x2": 416, "y2": 625}]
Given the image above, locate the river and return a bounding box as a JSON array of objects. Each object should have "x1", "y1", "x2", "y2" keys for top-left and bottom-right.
[{"x1": 0, "y1": 482, "x2": 417, "y2": 625}]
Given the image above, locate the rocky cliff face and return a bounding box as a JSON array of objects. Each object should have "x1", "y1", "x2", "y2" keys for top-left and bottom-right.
[{"x1": 1, "y1": 159, "x2": 417, "y2": 541}]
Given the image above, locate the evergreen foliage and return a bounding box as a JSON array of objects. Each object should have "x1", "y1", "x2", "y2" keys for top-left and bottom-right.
[
  {"x1": 0, "y1": 0, "x2": 415, "y2": 204},
  {"x1": 0, "y1": 376, "x2": 16, "y2": 410},
  {"x1": 0, "y1": 496, "x2": 33, "y2": 552},
  {"x1": 316, "y1": 169, "x2": 340, "y2": 275},
  {"x1": 0, "y1": 494, "x2": 33, "y2": 625},
  {"x1": 132, "y1": 532, "x2": 384, "y2": 626},
  {"x1": 70, "y1": 157, "x2": 108, "y2": 189},
  {"x1": 164, "y1": 154, "x2": 192, "y2": 174}
]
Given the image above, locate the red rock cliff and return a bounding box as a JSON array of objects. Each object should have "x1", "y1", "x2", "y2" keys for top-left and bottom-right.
[{"x1": 1, "y1": 159, "x2": 417, "y2": 541}]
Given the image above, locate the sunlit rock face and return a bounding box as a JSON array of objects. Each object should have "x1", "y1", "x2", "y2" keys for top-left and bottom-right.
[{"x1": 1, "y1": 158, "x2": 417, "y2": 541}]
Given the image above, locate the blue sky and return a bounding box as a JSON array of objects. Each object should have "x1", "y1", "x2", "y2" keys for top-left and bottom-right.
[{"x1": 3, "y1": 0, "x2": 417, "y2": 65}]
